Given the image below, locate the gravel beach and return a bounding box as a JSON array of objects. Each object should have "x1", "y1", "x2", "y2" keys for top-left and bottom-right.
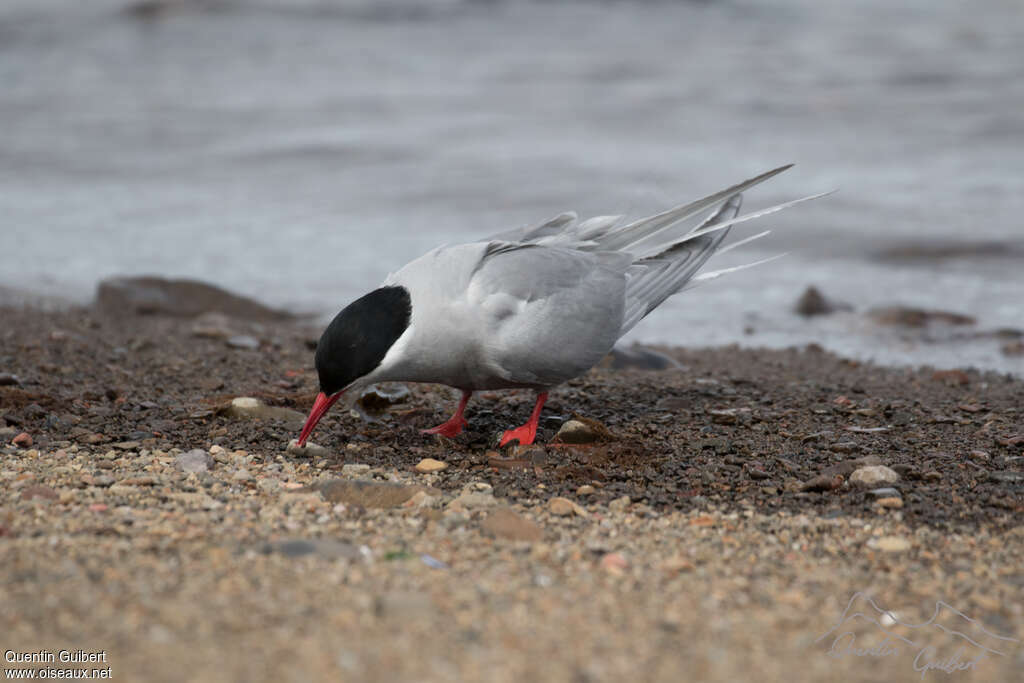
[{"x1": 2, "y1": 305, "x2": 1021, "y2": 682}]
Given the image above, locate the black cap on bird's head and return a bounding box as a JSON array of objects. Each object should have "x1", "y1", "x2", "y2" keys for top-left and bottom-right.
[{"x1": 297, "y1": 286, "x2": 411, "y2": 445}]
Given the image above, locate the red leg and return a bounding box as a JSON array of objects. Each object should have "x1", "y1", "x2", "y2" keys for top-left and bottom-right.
[
  {"x1": 421, "y1": 390, "x2": 472, "y2": 438},
  {"x1": 499, "y1": 392, "x2": 548, "y2": 447}
]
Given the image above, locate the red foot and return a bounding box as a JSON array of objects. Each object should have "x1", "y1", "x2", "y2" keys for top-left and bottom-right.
[
  {"x1": 421, "y1": 416, "x2": 468, "y2": 438},
  {"x1": 498, "y1": 391, "x2": 548, "y2": 447},
  {"x1": 421, "y1": 389, "x2": 472, "y2": 439},
  {"x1": 499, "y1": 424, "x2": 538, "y2": 447}
]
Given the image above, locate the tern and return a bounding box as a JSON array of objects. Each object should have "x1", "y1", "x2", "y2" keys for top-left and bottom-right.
[{"x1": 297, "y1": 165, "x2": 824, "y2": 447}]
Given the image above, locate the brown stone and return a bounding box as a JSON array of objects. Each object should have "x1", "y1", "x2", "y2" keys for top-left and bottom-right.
[{"x1": 480, "y1": 508, "x2": 543, "y2": 542}]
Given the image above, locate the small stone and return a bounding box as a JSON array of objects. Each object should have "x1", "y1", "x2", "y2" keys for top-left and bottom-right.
[
  {"x1": 286, "y1": 439, "x2": 328, "y2": 458},
  {"x1": 315, "y1": 479, "x2": 439, "y2": 509},
  {"x1": 922, "y1": 470, "x2": 942, "y2": 482},
  {"x1": 867, "y1": 488, "x2": 901, "y2": 499},
  {"x1": 481, "y1": 508, "x2": 543, "y2": 542},
  {"x1": 225, "y1": 397, "x2": 304, "y2": 424},
  {"x1": 90, "y1": 475, "x2": 115, "y2": 488},
  {"x1": 849, "y1": 465, "x2": 900, "y2": 488},
  {"x1": 21, "y1": 484, "x2": 58, "y2": 501},
  {"x1": 257, "y1": 478, "x2": 281, "y2": 493},
  {"x1": 414, "y1": 458, "x2": 448, "y2": 473},
  {"x1": 227, "y1": 335, "x2": 260, "y2": 350},
  {"x1": 262, "y1": 538, "x2": 361, "y2": 560},
  {"x1": 875, "y1": 497, "x2": 903, "y2": 509},
  {"x1": 794, "y1": 286, "x2": 851, "y2": 317},
  {"x1": 111, "y1": 441, "x2": 141, "y2": 450},
  {"x1": 608, "y1": 495, "x2": 631, "y2": 512},
  {"x1": 0, "y1": 373, "x2": 21, "y2": 386},
  {"x1": 576, "y1": 485, "x2": 596, "y2": 496},
  {"x1": 829, "y1": 441, "x2": 862, "y2": 453},
  {"x1": 12, "y1": 432, "x2": 32, "y2": 448},
  {"x1": 989, "y1": 471, "x2": 1024, "y2": 484},
  {"x1": 548, "y1": 497, "x2": 586, "y2": 517},
  {"x1": 801, "y1": 474, "x2": 843, "y2": 492},
  {"x1": 931, "y1": 369, "x2": 970, "y2": 386},
  {"x1": 447, "y1": 485, "x2": 498, "y2": 512},
  {"x1": 232, "y1": 469, "x2": 252, "y2": 482},
  {"x1": 341, "y1": 464, "x2": 371, "y2": 478},
  {"x1": 553, "y1": 417, "x2": 613, "y2": 444},
  {"x1": 600, "y1": 552, "x2": 629, "y2": 574},
  {"x1": 176, "y1": 449, "x2": 213, "y2": 474},
  {"x1": 872, "y1": 536, "x2": 912, "y2": 553},
  {"x1": 354, "y1": 383, "x2": 410, "y2": 419}
]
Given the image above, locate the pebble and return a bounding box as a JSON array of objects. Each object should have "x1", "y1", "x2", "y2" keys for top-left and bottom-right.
[
  {"x1": 548, "y1": 497, "x2": 586, "y2": 517},
  {"x1": 262, "y1": 538, "x2": 361, "y2": 560},
  {"x1": 801, "y1": 474, "x2": 843, "y2": 492},
  {"x1": 316, "y1": 479, "x2": 439, "y2": 509},
  {"x1": 554, "y1": 418, "x2": 612, "y2": 444},
  {"x1": 12, "y1": 432, "x2": 32, "y2": 448},
  {"x1": 226, "y1": 397, "x2": 304, "y2": 424},
  {"x1": 341, "y1": 464, "x2": 371, "y2": 478},
  {"x1": 849, "y1": 465, "x2": 900, "y2": 488},
  {"x1": 875, "y1": 497, "x2": 903, "y2": 509},
  {"x1": 286, "y1": 439, "x2": 328, "y2": 458},
  {"x1": 232, "y1": 469, "x2": 252, "y2": 482},
  {"x1": 176, "y1": 449, "x2": 213, "y2": 474},
  {"x1": 600, "y1": 552, "x2": 629, "y2": 575},
  {"x1": 227, "y1": 335, "x2": 260, "y2": 350},
  {"x1": 447, "y1": 484, "x2": 499, "y2": 512},
  {"x1": 867, "y1": 488, "x2": 901, "y2": 499},
  {"x1": 0, "y1": 372, "x2": 21, "y2": 386},
  {"x1": 871, "y1": 536, "x2": 912, "y2": 553},
  {"x1": 480, "y1": 508, "x2": 543, "y2": 542},
  {"x1": 21, "y1": 484, "x2": 58, "y2": 501},
  {"x1": 414, "y1": 458, "x2": 448, "y2": 473},
  {"x1": 608, "y1": 495, "x2": 631, "y2": 512},
  {"x1": 576, "y1": 485, "x2": 596, "y2": 496}
]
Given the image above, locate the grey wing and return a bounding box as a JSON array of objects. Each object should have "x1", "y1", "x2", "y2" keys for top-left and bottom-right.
[{"x1": 467, "y1": 243, "x2": 630, "y2": 387}]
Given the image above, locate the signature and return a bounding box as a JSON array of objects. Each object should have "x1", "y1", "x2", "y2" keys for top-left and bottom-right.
[{"x1": 815, "y1": 592, "x2": 1019, "y2": 678}]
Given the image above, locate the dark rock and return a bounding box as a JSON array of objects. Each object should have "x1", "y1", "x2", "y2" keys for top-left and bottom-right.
[
  {"x1": 600, "y1": 344, "x2": 682, "y2": 370},
  {"x1": 96, "y1": 276, "x2": 295, "y2": 321},
  {"x1": 1002, "y1": 340, "x2": 1024, "y2": 356},
  {"x1": 0, "y1": 373, "x2": 21, "y2": 386},
  {"x1": 868, "y1": 306, "x2": 975, "y2": 327},
  {"x1": 794, "y1": 286, "x2": 852, "y2": 317},
  {"x1": 801, "y1": 474, "x2": 843, "y2": 492},
  {"x1": 354, "y1": 383, "x2": 411, "y2": 420}
]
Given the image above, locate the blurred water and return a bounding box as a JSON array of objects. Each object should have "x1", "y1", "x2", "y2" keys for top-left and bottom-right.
[{"x1": 1, "y1": 0, "x2": 1022, "y2": 373}]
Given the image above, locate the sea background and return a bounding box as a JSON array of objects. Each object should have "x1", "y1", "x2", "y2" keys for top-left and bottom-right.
[{"x1": 2, "y1": 0, "x2": 1022, "y2": 374}]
